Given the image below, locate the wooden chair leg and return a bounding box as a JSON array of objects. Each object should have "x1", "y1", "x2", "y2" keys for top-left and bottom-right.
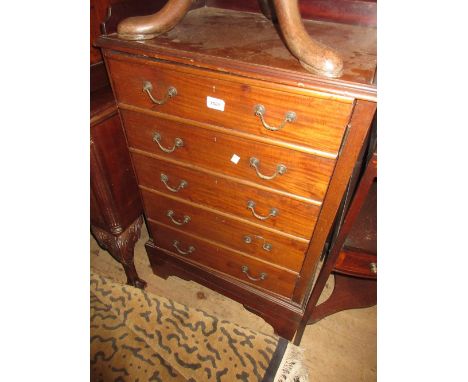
[
  {"x1": 91, "y1": 215, "x2": 147, "y2": 289},
  {"x1": 117, "y1": 0, "x2": 193, "y2": 40},
  {"x1": 273, "y1": 0, "x2": 343, "y2": 77}
]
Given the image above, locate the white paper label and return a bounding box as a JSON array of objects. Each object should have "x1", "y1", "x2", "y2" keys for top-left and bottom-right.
[
  {"x1": 230, "y1": 154, "x2": 240, "y2": 164},
  {"x1": 207, "y1": 96, "x2": 225, "y2": 111}
]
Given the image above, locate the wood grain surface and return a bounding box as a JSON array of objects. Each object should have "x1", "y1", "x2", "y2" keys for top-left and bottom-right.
[
  {"x1": 96, "y1": 2, "x2": 377, "y2": 339},
  {"x1": 148, "y1": 220, "x2": 298, "y2": 298},
  {"x1": 292, "y1": 100, "x2": 376, "y2": 303},
  {"x1": 91, "y1": 112, "x2": 142, "y2": 233},
  {"x1": 107, "y1": 54, "x2": 352, "y2": 154},
  {"x1": 141, "y1": 188, "x2": 308, "y2": 272},
  {"x1": 97, "y1": 7, "x2": 376, "y2": 100},
  {"x1": 121, "y1": 109, "x2": 336, "y2": 201},
  {"x1": 334, "y1": 248, "x2": 377, "y2": 279},
  {"x1": 131, "y1": 151, "x2": 320, "y2": 239},
  {"x1": 206, "y1": 0, "x2": 376, "y2": 26}
]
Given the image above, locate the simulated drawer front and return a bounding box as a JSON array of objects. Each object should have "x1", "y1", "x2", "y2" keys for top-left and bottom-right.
[
  {"x1": 107, "y1": 54, "x2": 353, "y2": 155},
  {"x1": 141, "y1": 189, "x2": 308, "y2": 272},
  {"x1": 132, "y1": 152, "x2": 320, "y2": 239},
  {"x1": 122, "y1": 109, "x2": 335, "y2": 202},
  {"x1": 148, "y1": 220, "x2": 298, "y2": 298},
  {"x1": 335, "y1": 249, "x2": 377, "y2": 279}
]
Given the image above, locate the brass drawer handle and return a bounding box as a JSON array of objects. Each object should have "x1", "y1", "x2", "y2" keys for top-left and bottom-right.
[
  {"x1": 254, "y1": 104, "x2": 296, "y2": 131},
  {"x1": 241, "y1": 265, "x2": 267, "y2": 281},
  {"x1": 166, "y1": 210, "x2": 191, "y2": 226},
  {"x1": 153, "y1": 132, "x2": 184, "y2": 153},
  {"x1": 249, "y1": 157, "x2": 287, "y2": 180},
  {"x1": 243, "y1": 235, "x2": 272, "y2": 251},
  {"x1": 369, "y1": 262, "x2": 377, "y2": 274},
  {"x1": 247, "y1": 200, "x2": 278, "y2": 221},
  {"x1": 143, "y1": 81, "x2": 177, "y2": 105},
  {"x1": 172, "y1": 240, "x2": 195, "y2": 255},
  {"x1": 160, "y1": 173, "x2": 188, "y2": 193}
]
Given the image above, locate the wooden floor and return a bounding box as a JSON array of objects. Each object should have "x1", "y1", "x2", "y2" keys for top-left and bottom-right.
[{"x1": 91, "y1": 223, "x2": 376, "y2": 381}]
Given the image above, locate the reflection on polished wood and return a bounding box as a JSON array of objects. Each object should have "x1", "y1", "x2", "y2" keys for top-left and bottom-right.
[
  {"x1": 95, "y1": 0, "x2": 376, "y2": 340},
  {"x1": 116, "y1": 0, "x2": 355, "y2": 77},
  {"x1": 117, "y1": 0, "x2": 194, "y2": 40},
  {"x1": 273, "y1": 0, "x2": 343, "y2": 77}
]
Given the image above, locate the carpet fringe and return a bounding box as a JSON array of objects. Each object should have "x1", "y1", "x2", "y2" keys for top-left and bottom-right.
[{"x1": 273, "y1": 342, "x2": 309, "y2": 382}]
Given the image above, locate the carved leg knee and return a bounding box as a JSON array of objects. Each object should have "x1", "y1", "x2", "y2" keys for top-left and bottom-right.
[{"x1": 91, "y1": 216, "x2": 146, "y2": 289}]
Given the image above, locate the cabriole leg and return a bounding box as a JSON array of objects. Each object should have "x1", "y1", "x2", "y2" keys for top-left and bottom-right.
[{"x1": 92, "y1": 216, "x2": 147, "y2": 289}]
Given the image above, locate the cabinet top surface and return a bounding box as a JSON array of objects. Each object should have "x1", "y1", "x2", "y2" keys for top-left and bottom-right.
[{"x1": 98, "y1": 7, "x2": 376, "y2": 100}]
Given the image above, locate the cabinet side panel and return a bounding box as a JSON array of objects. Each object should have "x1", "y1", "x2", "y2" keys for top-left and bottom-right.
[
  {"x1": 90, "y1": 113, "x2": 143, "y2": 232},
  {"x1": 292, "y1": 99, "x2": 376, "y2": 303}
]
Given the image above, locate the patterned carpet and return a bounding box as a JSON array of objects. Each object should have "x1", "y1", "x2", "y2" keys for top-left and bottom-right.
[{"x1": 91, "y1": 271, "x2": 308, "y2": 381}]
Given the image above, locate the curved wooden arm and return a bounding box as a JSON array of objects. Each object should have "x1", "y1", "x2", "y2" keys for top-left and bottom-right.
[
  {"x1": 273, "y1": 0, "x2": 344, "y2": 78},
  {"x1": 117, "y1": 0, "x2": 193, "y2": 40}
]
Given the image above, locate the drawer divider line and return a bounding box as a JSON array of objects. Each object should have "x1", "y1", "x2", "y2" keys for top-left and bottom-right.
[
  {"x1": 149, "y1": 218, "x2": 298, "y2": 275},
  {"x1": 120, "y1": 103, "x2": 339, "y2": 160},
  {"x1": 139, "y1": 185, "x2": 310, "y2": 243},
  {"x1": 131, "y1": 148, "x2": 322, "y2": 206}
]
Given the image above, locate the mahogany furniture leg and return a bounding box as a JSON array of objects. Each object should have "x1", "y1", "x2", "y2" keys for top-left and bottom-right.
[
  {"x1": 308, "y1": 274, "x2": 376, "y2": 324},
  {"x1": 117, "y1": 0, "x2": 193, "y2": 40},
  {"x1": 92, "y1": 216, "x2": 147, "y2": 289},
  {"x1": 273, "y1": 0, "x2": 343, "y2": 77},
  {"x1": 116, "y1": 0, "x2": 343, "y2": 76}
]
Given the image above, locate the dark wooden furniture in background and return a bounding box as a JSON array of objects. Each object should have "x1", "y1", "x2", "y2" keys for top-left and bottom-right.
[
  {"x1": 91, "y1": 0, "x2": 146, "y2": 288},
  {"x1": 95, "y1": 0, "x2": 376, "y2": 341},
  {"x1": 294, "y1": 149, "x2": 377, "y2": 344}
]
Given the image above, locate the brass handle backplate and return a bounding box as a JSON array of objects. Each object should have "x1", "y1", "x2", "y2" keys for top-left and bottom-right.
[
  {"x1": 172, "y1": 240, "x2": 195, "y2": 255},
  {"x1": 369, "y1": 262, "x2": 377, "y2": 274},
  {"x1": 143, "y1": 81, "x2": 177, "y2": 105},
  {"x1": 249, "y1": 157, "x2": 287, "y2": 180},
  {"x1": 247, "y1": 200, "x2": 278, "y2": 221},
  {"x1": 243, "y1": 235, "x2": 273, "y2": 251},
  {"x1": 166, "y1": 210, "x2": 191, "y2": 226},
  {"x1": 160, "y1": 173, "x2": 188, "y2": 193},
  {"x1": 254, "y1": 104, "x2": 296, "y2": 131},
  {"x1": 153, "y1": 132, "x2": 184, "y2": 153},
  {"x1": 241, "y1": 265, "x2": 267, "y2": 281}
]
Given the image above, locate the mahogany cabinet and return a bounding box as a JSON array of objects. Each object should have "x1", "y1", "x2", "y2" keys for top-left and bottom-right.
[
  {"x1": 90, "y1": 0, "x2": 151, "y2": 288},
  {"x1": 95, "y1": 0, "x2": 376, "y2": 340},
  {"x1": 90, "y1": 75, "x2": 147, "y2": 288}
]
